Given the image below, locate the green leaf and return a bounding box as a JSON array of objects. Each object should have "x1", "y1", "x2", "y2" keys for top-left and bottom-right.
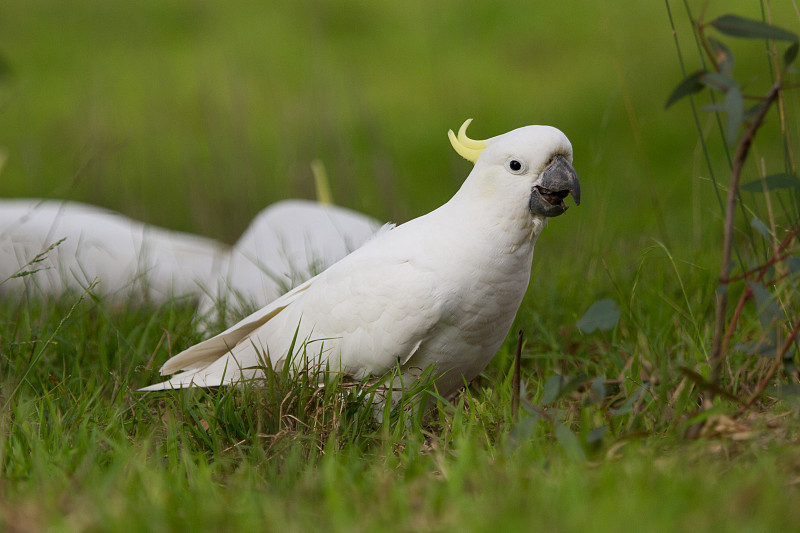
[
  {"x1": 785, "y1": 42, "x2": 799, "y2": 67},
  {"x1": 665, "y1": 70, "x2": 706, "y2": 108},
  {"x1": 664, "y1": 69, "x2": 736, "y2": 110},
  {"x1": 577, "y1": 298, "x2": 621, "y2": 333},
  {"x1": 542, "y1": 373, "x2": 587, "y2": 404},
  {"x1": 589, "y1": 376, "x2": 606, "y2": 403},
  {"x1": 542, "y1": 375, "x2": 565, "y2": 404},
  {"x1": 708, "y1": 37, "x2": 734, "y2": 75},
  {"x1": 724, "y1": 85, "x2": 744, "y2": 144},
  {"x1": 734, "y1": 339, "x2": 778, "y2": 357},
  {"x1": 586, "y1": 425, "x2": 607, "y2": 444},
  {"x1": 560, "y1": 374, "x2": 587, "y2": 400},
  {"x1": 787, "y1": 257, "x2": 800, "y2": 273},
  {"x1": 700, "y1": 71, "x2": 737, "y2": 93},
  {"x1": 750, "y1": 216, "x2": 771, "y2": 240},
  {"x1": 701, "y1": 103, "x2": 726, "y2": 113},
  {"x1": 741, "y1": 173, "x2": 800, "y2": 192},
  {"x1": 609, "y1": 385, "x2": 647, "y2": 415},
  {"x1": 509, "y1": 414, "x2": 540, "y2": 443},
  {"x1": 710, "y1": 14, "x2": 798, "y2": 42},
  {"x1": 768, "y1": 384, "x2": 800, "y2": 400},
  {"x1": 554, "y1": 423, "x2": 586, "y2": 461},
  {"x1": 749, "y1": 281, "x2": 781, "y2": 330}
]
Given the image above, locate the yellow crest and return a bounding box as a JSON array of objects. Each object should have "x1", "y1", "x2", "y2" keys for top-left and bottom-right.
[{"x1": 447, "y1": 118, "x2": 487, "y2": 164}]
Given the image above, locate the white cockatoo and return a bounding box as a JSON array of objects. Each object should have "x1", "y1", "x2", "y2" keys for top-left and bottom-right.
[
  {"x1": 141, "y1": 120, "x2": 581, "y2": 398},
  {"x1": 0, "y1": 199, "x2": 381, "y2": 310},
  {"x1": 0, "y1": 199, "x2": 229, "y2": 302}
]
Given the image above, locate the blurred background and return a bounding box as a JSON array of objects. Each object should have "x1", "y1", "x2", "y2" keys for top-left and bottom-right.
[{"x1": 1, "y1": 0, "x2": 797, "y2": 310}]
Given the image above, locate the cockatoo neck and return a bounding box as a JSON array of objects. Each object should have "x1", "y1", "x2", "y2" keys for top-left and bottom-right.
[{"x1": 443, "y1": 167, "x2": 546, "y2": 253}]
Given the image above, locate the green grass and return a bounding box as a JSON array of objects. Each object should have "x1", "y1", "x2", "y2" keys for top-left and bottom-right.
[
  {"x1": 2, "y1": 1, "x2": 800, "y2": 531},
  {"x1": 2, "y1": 294, "x2": 800, "y2": 533}
]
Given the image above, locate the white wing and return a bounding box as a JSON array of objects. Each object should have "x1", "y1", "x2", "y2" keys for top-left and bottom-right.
[
  {"x1": 197, "y1": 199, "x2": 382, "y2": 324},
  {"x1": 141, "y1": 225, "x2": 445, "y2": 390}
]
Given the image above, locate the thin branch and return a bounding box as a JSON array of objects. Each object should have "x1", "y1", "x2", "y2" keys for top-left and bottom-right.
[
  {"x1": 720, "y1": 223, "x2": 799, "y2": 357},
  {"x1": 711, "y1": 81, "x2": 783, "y2": 383},
  {"x1": 736, "y1": 314, "x2": 800, "y2": 413},
  {"x1": 720, "y1": 284, "x2": 752, "y2": 361},
  {"x1": 720, "y1": 247, "x2": 797, "y2": 283},
  {"x1": 511, "y1": 330, "x2": 523, "y2": 422},
  {"x1": 778, "y1": 316, "x2": 800, "y2": 361},
  {"x1": 719, "y1": 223, "x2": 799, "y2": 358}
]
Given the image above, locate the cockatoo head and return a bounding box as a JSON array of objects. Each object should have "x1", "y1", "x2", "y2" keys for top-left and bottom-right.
[{"x1": 448, "y1": 119, "x2": 580, "y2": 218}]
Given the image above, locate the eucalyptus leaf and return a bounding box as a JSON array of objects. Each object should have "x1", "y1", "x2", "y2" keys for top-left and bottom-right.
[
  {"x1": 590, "y1": 376, "x2": 606, "y2": 403},
  {"x1": 610, "y1": 385, "x2": 647, "y2": 415},
  {"x1": 750, "y1": 216, "x2": 771, "y2": 240},
  {"x1": 560, "y1": 373, "x2": 588, "y2": 400},
  {"x1": 749, "y1": 282, "x2": 781, "y2": 330},
  {"x1": 708, "y1": 37, "x2": 734, "y2": 75},
  {"x1": 554, "y1": 423, "x2": 586, "y2": 461},
  {"x1": 542, "y1": 373, "x2": 586, "y2": 404},
  {"x1": 768, "y1": 384, "x2": 800, "y2": 401},
  {"x1": 700, "y1": 71, "x2": 737, "y2": 93},
  {"x1": 786, "y1": 42, "x2": 799, "y2": 66},
  {"x1": 724, "y1": 85, "x2": 744, "y2": 144},
  {"x1": 741, "y1": 173, "x2": 800, "y2": 192},
  {"x1": 734, "y1": 339, "x2": 778, "y2": 357},
  {"x1": 577, "y1": 298, "x2": 621, "y2": 333},
  {"x1": 701, "y1": 104, "x2": 726, "y2": 113},
  {"x1": 710, "y1": 14, "x2": 798, "y2": 42},
  {"x1": 665, "y1": 70, "x2": 706, "y2": 108},
  {"x1": 586, "y1": 425, "x2": 607, "y2": 444},
  {"x1": 509, "y1": 414, "x2": 540, "y2": 443},
  {"x1": 542, "y1": 374, "x2": 565, "y2": 404},
  {"x1": 787, "y1": 257, "x2": 800, "y2": 273},
  {"x1": 521, "y1": 400, "x2": 543, "y2": 418}
]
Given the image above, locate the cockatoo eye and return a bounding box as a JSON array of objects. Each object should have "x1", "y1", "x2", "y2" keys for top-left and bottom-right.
[{"x1": 506, "y1": 159, "x2": 526, "y2": 174}]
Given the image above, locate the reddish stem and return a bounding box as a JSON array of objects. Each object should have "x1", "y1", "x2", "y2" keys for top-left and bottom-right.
[{"x1": 711, "y1": 82, "x2": 783, "y2": 383}]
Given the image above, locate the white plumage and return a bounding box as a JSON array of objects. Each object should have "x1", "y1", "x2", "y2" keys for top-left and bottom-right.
[
  {"x1": 141, "y1": 121, "x2": 581, "y2": 398},
  {"x1": 196, "y1": 199, "x2": 382, "y2": 324},
  {"x1": 0, "y1": 199, "x2": 228, "y2": 302},
  {"x1": 0, "y1": 199, "x2": 380, "y2": 311}
]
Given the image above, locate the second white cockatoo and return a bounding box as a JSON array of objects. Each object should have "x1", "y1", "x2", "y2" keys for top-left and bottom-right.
[
  {"x1": 141, "y1": 119, "x2": 581, "y2": 398},
  {"x1": 195, "y1": 199, "x2": 382, "y2": 325},
  {"x1": 0, "y1": 199, "x2": 228, "y2": 302},
  {"x1": 0, "y1": 199, "x2": 381, "y2": 310}
]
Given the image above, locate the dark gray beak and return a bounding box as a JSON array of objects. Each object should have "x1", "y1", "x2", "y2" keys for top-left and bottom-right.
[{"x1": 529, "y1": 155, "x2": 581, "y2": 217}]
